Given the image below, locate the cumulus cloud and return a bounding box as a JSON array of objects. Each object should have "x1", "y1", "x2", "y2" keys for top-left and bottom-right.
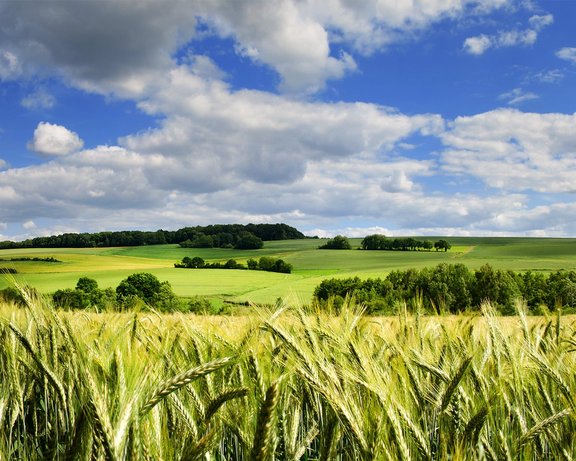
[
  {"x1": 463, "y1": 14, "x2": 553, "y2": 55},
  {"x1": 302, "y1": 0, "x2": 512, "y2": 55},
  {"x1": 556, "y1": 47, "x2": 576, "y2": 64},
  {"x1": 0, "y1": 0, "x2": 198, "y2": 97},
  {"x1": 3, "y1": 0, "x2": 574, "y2": 238},
  {"x1": 441, "y1": 109, "x2": 576, "y2": 193},
  {"x1": 123, "y1": 66, "x2": 443, "y2": 186},
  {"x1": 0, "y1": 0, "x2": 516, "y2": 96},
  {"x1": 197, "y1": 0, "x2": 357, "y2": 94},
  {"x1": 27, "y1": 122, "x2": 84, "y2": 156}
]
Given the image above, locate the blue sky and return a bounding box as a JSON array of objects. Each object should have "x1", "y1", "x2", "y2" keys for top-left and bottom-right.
[{"x1": 1, "y1": 0, "x2": 576, "y2": 240}]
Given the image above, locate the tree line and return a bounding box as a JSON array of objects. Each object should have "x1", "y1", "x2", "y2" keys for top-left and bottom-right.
[
  {"x1": 361, "y1": 234, "x2": 451, "y2": 251},
  {"x1": 179, "y1": 231, "x2": 264, "y2": 249},
  {"x1": 175, "y1": 256, "x2": 292, "y2": 273},
  {"x1": 0, "y1": 223, "x2": 305, "y2": 249},
  {"x1": 314, "y1": 263, "x2": 576, "y2": 315},
  {"x1": 318, "y1": 235, "x2": 451, "y2": 251}
]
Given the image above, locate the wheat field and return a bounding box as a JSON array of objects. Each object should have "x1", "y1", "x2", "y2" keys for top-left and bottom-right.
[{"x1": 1, "y1": 289, "x2": 576, "y2": 460}]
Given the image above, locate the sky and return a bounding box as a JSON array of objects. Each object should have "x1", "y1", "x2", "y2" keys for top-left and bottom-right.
[{"x1": 1, "y1": 0, "x2": 576, "y2": 240}]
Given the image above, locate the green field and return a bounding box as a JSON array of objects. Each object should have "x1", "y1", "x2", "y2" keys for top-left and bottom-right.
[{"x1": 2, "y1": 237, "x2": 576, "y2": 304}]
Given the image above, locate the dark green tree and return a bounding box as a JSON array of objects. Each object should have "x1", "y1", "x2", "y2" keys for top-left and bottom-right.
[
  {"x1": 116, "y1": 273, "x2": 164, "y2": 307},
  {"x1": 434, "y1": 240, "x2": 451, "y2": 252},
  {"x1": 319, "y1": 235, "x2": 352, "y2": 250},
  {"x1": 234, "y1": 232, "x2": 264, "y2": 249},
  {"x1": 76, "y1": 277, "x2": 99, "y2": 293},
  {"x1": 247, "y1": 258, "x2": 258, "y2": 270},
  {"x1": 361, "y1": 234, "x2": 387, "y2": 250}
]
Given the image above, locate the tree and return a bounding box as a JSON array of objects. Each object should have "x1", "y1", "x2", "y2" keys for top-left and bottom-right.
[
  {"x1": 190, "y1": 234, "x2": 214, "y2": 248},
  {"x1": 76, "y1": 277, "x2": 99, "y2": 293},
  {"x1": 178, "y1": 256, "x2": 205, "y2": 268},
  {"x1": 319, "y1": 235, "x2": 352, "y2": 250},
  {"x1": 434, "y1": 240, "x2": 451, "y2": 252},
  {"x1": 361, "y1": 234, "x2": 387, "y2": 250},
  {"x1": 247, "y1": 258, "x2": 258, "y2": 270},
  {"x1": 273, "y1": 259, "x2": 292, "y2": 274},
  {"x1": 224, "y1": 259, "x2": 242, "y2": 269},
  {"x1": 234, "y1": 232, "x2": 264, "y2": 249},
  {"x1": 116, "y1": 272, "x2": 163, "y2": 307},
  {"x1": 258, "y1": 256, "x2": 276, "y2": 272},
  {"x1": 53, "y1": 289, "x2": 89, "y2": 310}
]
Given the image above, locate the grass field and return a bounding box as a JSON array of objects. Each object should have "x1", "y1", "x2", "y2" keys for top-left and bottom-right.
[{"x1": 2, "y1": 237, "x2": 576, "y2": 305}]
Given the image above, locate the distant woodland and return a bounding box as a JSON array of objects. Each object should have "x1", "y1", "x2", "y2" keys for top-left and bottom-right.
[{"x1": 0, "y1": 223, "x2": 305, "y2": 249}]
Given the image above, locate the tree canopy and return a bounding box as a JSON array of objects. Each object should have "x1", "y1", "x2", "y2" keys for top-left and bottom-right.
[
  {"x1": 0, "y1": 223, "x2": 305, "y2": 249},
  {"x1": 319, "y1": 235, "x2": 352, "y2": 250},
  {"x1": 314, "y1": 263, "x2": 576, "y2": 315},
  {"x1": 361, "y1": 234, "x2": 448, "y2": 252}
]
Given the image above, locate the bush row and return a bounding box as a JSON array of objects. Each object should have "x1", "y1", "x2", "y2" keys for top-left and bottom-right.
[
  {"x1": 50, "y1": 274, "x2": 216, "y2": 313},
  {"x1": 175, "y1": 256, "x2": 292, "y2": 273}
]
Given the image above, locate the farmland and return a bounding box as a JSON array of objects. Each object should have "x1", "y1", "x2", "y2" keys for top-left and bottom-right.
[
  {"x1": 2, "y1": 237, "x2": 576, "y2": 305},
  {"x1": 2, "y1": 238, "x2": 576, "y2": 459},
  {"x1": 1, "y1": 295, "x2": 576, "y2": 459}
]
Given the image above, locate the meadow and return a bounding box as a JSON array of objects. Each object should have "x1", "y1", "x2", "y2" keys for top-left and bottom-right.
[
  {"x1": 1, "y1": 292, "x2": 576, "y2": 459},
  {"x1": 2, "y1": 237, "x2": 576, "y2": 306}
]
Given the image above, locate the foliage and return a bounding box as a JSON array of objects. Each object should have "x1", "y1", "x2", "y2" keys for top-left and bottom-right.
[
  {"x1": 115, "y1": 272, "x2": 178, "y2": 311},
  {"x1": 361, "y1": 234, "x2": 447, "y2": 251},
  {"x1": 0, "y1": 223, "x2": 304, "y2": 249},
  {"x1": 175, "y1": 256, "x2": 292, "y2": 273},
  {"x1": 2, "y1": 296, "x2": 576, "y2": 460},
  {"x1": 314, "y1": 263, "x2": 576, "y2": 314},
  {"x1": 233, "y1": 232, "x2": 264, "y2": 249},
  {"x1": 319, "y1": 235, "x2": 352, "y2": 249},
  {"x1": 53, "y1": 277, "x2": 116, "y2": 311},
  {"x1": 434, "y1": 239, "x2": 452, "y2": 252},
  {"x1": 0, "y1": 286, "x2": 26, "y2": 306},
  {"x1": 5, "y1": 236, "x2": 576, "y2": 306}
]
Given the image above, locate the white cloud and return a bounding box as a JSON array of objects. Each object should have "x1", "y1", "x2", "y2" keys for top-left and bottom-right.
[
  {"x1": 498, "y1": 88, "x2": 538, "y2": 105},
  {"x1": 0, "y1": 0, "x2": 516, "y2": 96},
  {"x1": 21, "y1": 88, "x2": 56, "y2": 110},
  {"x1": 556, "y1": 47, "x2": 576, "y2": 64},
  {"x1": 197, "y1": 0, "x2": 359, "y2": 94},
  {"x1": 122, "y1": 66, "x2": 443, "y2": 186},
  {"x1": 23, "y1": 220, "x2": 36, "y2": 230},
  {"x1": 28, "y1": 122, "x2": 84, "y2": 156},
  {"x1": 441, "y1": 109, "x2": 576, "y2": 193},
  {"x1": 302, "y1": 0, "x2": 512, "y2": 55},
  {"x1": 463, "y1": 35, "x2": 492, "y2": 55},
  {"x1": 463, "y1": 13, "x2": 553, "y2": 55},
  {"x1": 4, "y1": 1, "x2": 576, "y2": 238}
]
